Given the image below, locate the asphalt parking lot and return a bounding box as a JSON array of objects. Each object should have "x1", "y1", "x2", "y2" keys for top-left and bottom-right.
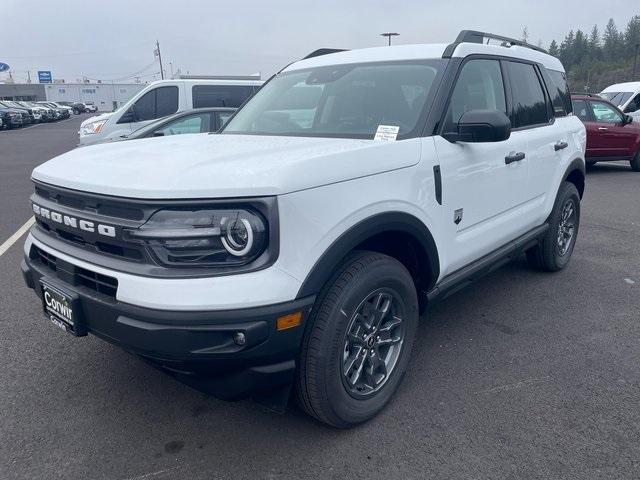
[{"x1": 1, "y1": 115, "x2": 639, "y2": 480}]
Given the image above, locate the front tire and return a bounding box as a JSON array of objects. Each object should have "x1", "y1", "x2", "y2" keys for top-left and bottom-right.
[
  {"x1": 631, "y1": 150, "x2": 640, "y2": 172},
  {"x1": 296, "y1": 251, "x2": 418, "y2": 428},
  {"x1": 526, "y1": 182, "x2": 580, "y2": 272}
]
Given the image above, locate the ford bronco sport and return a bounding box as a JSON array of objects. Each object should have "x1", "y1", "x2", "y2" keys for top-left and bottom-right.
[{"x1": 22, "y1": 31, "x2": 586, "y2": 428}]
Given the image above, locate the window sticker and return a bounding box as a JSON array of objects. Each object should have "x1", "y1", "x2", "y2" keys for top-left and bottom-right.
[{"x1": 374, "y1": 125, "x2": 399, "y2": 141}]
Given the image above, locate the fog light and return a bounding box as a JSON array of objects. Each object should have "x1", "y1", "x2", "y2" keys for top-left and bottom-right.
[
  {"x1": 277, "y1": 312, "x2": 302, "y2": 331},
  {"x1": 233, "y1": 331, "x2": 246, "y2": 346}
]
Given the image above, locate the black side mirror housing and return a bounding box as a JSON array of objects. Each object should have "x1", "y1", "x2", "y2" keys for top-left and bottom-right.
[
  {"x1": 443, "y1": 110, "x2": 512, "y2": 143},
  {"x1": 624, "y1": 114, "x2": 633, "y2": 125}
]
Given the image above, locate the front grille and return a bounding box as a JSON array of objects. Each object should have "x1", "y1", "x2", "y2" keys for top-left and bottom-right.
[{"x1": 32, "y1": 246, "x2": 118, "y2": 298}]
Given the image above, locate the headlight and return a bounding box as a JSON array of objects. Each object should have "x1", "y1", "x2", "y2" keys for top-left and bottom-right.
[
  {"x1": 125, "y1": 208, "x2": 268, "y2": 268},
  {"x1": 80, "y1": 120, "x2": 107, "y2": 135}
]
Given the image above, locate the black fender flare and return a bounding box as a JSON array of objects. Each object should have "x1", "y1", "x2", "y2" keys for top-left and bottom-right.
[
  {"x1": 296, "y1": 212, "x2": 440, "y2": 299},
  {"x1": 561, "y1": 157, "x2": 586, "y2": 198}
]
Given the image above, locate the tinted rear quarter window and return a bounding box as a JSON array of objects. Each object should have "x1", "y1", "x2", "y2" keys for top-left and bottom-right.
[
  {"x1": 546, "y1": 69, "x2": 572, "y2": 116},
  {"x1": 507, "y1": 62, "x2": 549, "y2": 128},
  {"x1": 192, "y1": 85, "x2": 256, "y2": 108}
]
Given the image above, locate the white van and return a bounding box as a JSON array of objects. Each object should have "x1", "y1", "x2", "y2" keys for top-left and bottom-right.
[
  {"x1": 78, "y1": 77, "x2": 262, "y2": 145},
  {"x1": 600, "y1": 82, "x2": 640, "y2": 118}
]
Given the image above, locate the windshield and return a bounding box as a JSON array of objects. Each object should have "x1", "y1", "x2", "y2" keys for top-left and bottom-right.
[
  {"x1": 223, "y1": 60, "x2": 445, "y2": 139},
  {"x1": 600, "y1": 92, "x2": 633, "y2": 106}
]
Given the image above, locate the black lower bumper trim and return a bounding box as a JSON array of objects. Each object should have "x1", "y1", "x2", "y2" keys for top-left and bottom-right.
[{"x1": 23, "y1": 255, "x2": 315, "y2": 399}]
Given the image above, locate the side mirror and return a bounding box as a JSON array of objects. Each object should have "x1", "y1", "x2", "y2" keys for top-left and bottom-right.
[
  {"x1": 623, "y1": 114, "x2": 633, "y2": 125},
  {"x1": 443, "y1": 110, "x2": 511, "y2": 143}
]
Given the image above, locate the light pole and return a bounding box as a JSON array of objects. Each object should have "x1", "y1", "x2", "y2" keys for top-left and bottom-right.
[{"x1": 380, "y1": 32, "x2": 399, "y2": 46}]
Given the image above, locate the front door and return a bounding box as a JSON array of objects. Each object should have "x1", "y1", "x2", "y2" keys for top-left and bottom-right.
[
  {"x1": 587, "y1": 100, "x2": 637, "y2": 158},
  {"x1": 435, "y1": 58, "x2": 531, "y2": 274}
]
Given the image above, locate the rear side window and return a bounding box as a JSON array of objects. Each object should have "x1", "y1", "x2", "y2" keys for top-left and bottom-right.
[
  {"x1": 507, "y1": 62, "x2": 549, "y2": 128},
  {"x1": 571, "y1": 100, "x2": 589, "y2": 122},
  {"x1": 121, "y1": 86, "x2": 178, "y2": 123},
  {"x1": 444, "y1": 59, "x2": 506, "y2": 131},
  {"x1": 192, "y1": 85, "x2": 256, "y2": 108},
  {"x1": 546, "y1": 69, "x2": 572, "y2": 117}
]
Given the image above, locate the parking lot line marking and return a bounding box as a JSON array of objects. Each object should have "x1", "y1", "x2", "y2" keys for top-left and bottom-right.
[{"x1": 0, "y1": 217, "x2": 35, "y2": 257}]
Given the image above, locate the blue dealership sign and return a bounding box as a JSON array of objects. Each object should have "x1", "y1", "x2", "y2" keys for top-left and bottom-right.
[
  {"x1": 0, "y1": 62, "x2": 9, "y2": 72},
  {"x1": 38, "y1": 71, "x2": 52, "y2": 83}
]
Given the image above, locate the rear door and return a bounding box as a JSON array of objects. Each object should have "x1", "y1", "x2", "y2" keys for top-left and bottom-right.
[
  {"x1": 505, "y1": 60, "x2": 557, "y2": 206},
  {"x1": 587, "y1": 100, "x2": 636, "y2": 158}
]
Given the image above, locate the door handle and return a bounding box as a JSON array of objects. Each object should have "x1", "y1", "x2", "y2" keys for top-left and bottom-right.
[
  {"x1": 598, "y1": 127, "x2": 608, "y2": 131},
  {"x1": 505, "y1": 152, "x2": 526, "y2": 164},
  {"x1": 554, "y1": 141, "x2": 568, "y2": 151}
]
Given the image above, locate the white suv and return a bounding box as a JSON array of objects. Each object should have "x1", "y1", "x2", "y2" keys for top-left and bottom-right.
[{"x1": 23, "y1": 31, "x2": 586, "y2": 428}]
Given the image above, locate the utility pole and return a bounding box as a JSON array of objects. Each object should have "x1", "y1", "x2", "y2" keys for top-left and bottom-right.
[
  {"x1": 633, "y1": 43, "x2": 640, "y2": 80},
  {"x1": 27, "y1": 71, "x2": 31, "y2": 84},
  {"x1": 169, "y1": 62, "x2": 174, "y2": 79},
  {"x1": 380, "y1": 32, "x2": 399, "y2": 46},
  {"x1": 155, "y1": 40, "x2": 165, "y2": 80}
]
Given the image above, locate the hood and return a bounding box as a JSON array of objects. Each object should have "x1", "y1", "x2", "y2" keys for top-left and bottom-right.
[
  {"x1": 32, "y1": 134, "x2": 420, "y2": 199},
  {"x1": 80, "y1": 112, "x2": 112, "y2": 127}
]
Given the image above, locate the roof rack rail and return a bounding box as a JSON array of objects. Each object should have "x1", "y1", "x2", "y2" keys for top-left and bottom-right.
[
  {"x1": 443, "y1": 30, "x2": 547, "y2": 58},
  {"x1": 303, "y1": 48, "x2": 348, "y2": 60}
]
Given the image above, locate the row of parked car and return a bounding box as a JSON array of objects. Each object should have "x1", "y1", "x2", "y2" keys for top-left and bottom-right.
[{"x1": 0, "y1": 100, "x2": 97, "y2": 130}]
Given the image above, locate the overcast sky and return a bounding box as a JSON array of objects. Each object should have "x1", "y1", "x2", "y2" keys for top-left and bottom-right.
[{"x1": 1, "y1": 0, "x2": 636, "y2": 84}]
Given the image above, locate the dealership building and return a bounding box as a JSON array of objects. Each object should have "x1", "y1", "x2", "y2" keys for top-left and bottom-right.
[{"x1": 0, "y1": 82, "x2": 144, "y2": 111}]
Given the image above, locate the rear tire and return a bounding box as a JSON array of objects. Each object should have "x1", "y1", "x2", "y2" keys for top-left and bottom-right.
[
  {"x1": 526, "y1": 182, "x2": 580, "y2": 272},
  {"x1": 296, "y1": 251, "x2": 418, "y2": 428},
  {"x1": 631, "y1": 151, "x2": 640, "y2": 172}
]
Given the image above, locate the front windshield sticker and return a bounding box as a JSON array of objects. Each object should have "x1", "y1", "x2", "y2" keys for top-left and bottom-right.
[{"x1": 374, "y1": 125, "x2": 399, "y2": 141}]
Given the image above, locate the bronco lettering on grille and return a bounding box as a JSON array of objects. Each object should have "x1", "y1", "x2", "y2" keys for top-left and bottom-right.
[{"x1": 32, "y1": 203, "x2": 116, "y2": 238}]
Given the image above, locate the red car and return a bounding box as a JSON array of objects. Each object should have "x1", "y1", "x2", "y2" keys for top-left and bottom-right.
[{"x1": 571, "y1": 94, "x2": 640, "y2": 171}]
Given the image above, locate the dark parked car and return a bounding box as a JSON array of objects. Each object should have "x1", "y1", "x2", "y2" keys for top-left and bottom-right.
[
  {"x1": 94, "y1": 107, "x2": 236, "y2": 144},
  {"x1": 0, "y1": 101, "x2": 33, "y2": 125},
  {"x1": 0, "y1": 106, "x2": 24, "y2": 129},
  {"x1": 572, "y1": 94, "x2": 640, "y2": 171}
]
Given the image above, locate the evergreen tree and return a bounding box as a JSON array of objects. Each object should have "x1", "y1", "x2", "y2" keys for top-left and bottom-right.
[
  {"x1": 624, "y1": 15, "x2": 640, "y2": 59},
  {"x1": 548, "y1": 40, "x2": 559, "y2": 57},
  {"x1": 603, "y1": 18, "x2": 620, "y2": 59}
]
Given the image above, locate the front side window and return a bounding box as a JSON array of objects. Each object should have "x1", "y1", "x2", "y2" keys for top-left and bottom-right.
[
  {"x1": 508, "y1": 62, "x2": 549, "y2": 128},
  {"x1": 223, "y1": 60, "x2": 445, "y2": 139},
  {"x1": 623, "y1": 93, "x2": 640, "y2": 113},
  {"x1": 589, "y1": 101, "x2": 623, "y2": 124},
  {"x1": 122, "y1": 86, "x2": 179, "y2": 123},
  {"x1": 444, "y1": 59, "x2": 506, "y2": 131},
  {"x1": 572, "y1": 100, "x2": 590, "y2": 122},
  {"x1": 153, "y1": 113, "x2": 211, "y2": 136},
  {"x1": 600, "y1": 92, "x2": 633, "y2": 108}
]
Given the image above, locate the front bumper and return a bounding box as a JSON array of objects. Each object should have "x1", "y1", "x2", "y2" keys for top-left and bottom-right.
[{"x1": 22, "y1": 252, "x2": 315, "y2": 399}]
